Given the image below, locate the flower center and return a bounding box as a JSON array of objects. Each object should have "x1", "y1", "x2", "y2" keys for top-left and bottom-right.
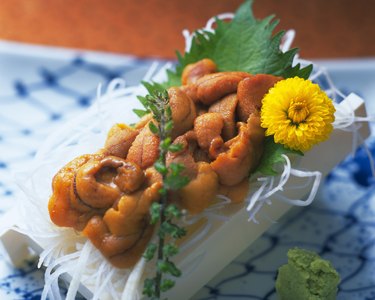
[{"x1": 288, "y1": 101, "x2": 309, "y2": 124}]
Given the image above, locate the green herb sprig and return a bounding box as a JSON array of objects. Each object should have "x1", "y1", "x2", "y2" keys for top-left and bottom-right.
[{"x1": 141, "y1": 89, "x2": 189, "y2": 299}]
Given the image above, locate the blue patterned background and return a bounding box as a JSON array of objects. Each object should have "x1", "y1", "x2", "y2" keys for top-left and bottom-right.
[{"x1": 0, "y1": 41, "x2": 374, "y2": 299}]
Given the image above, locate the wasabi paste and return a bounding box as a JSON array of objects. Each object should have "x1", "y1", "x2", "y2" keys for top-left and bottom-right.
[{"x1": 276, "y1": 248, "x2": 340, "y2": 300}]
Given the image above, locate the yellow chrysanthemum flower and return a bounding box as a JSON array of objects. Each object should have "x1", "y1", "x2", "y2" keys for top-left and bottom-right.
[{"x1": 260, "y1": 77, "x2": 335, "y2": 152}]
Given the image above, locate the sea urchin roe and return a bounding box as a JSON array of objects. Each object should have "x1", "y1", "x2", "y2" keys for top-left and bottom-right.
[
  {"x1": 210, "y1": 113, "x2": 265, "y2": 186},
  {"x1": 174, "y1": 162, "x2": 219, "y2": 214},
  {"x1": 48, "y1": 154, "x2": 103, "y2": 231},
  {"x1": 195, "y1": 71, "x2": 252, "y2": 105},
  {"x1": 113, "y1": 160, "x2": 145, "y2": 193},
  {"x1": 103, "y1": 123, "x2": 138, "y2": 158},
  {"x1": 166, "y1": 134, "x2": 198, "y2": 180},
  {"x1": 194, "y1": 112, "x2": 224, "y2": 153},
  {"x1": 75, "y1": 156, "x2": 125, "y2": 209},
  {"x1": 126, "y1": 123, "x2": 160, "y2": 169},
  {"x1": 83, "y1": 177, "x2": 162, "y2": 269},
  {"x1": 218, "y1": 179, "x2": 250, "y2": 204},
  {"x1": 237, "y1": 74, "x2": 282, "y2": 122},
  {"x1": 48, "y1": 58, "x2": 276, "y2": 269},
  {"x1": 181, "y1": 58, "x2": 217, "y2": 85},
  {"x1": 134, "y1": 113, "x2": 153, "y2": 130},
  {"x1": 168, "y1": 87, "x2": 197, "y2": 139},
  {"x1": 208, "y1": 93, "x2": 238, "y2": 141}
]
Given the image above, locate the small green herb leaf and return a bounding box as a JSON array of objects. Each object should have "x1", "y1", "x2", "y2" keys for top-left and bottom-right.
[
  {"x1": 255, "y1": 137, "x2": 303, "y2": 176},
  {"x1": 163, "y1": 243, "x2": 179, "y2": 258},
  {"x1": 137, "y1": 95, "x2": 149, "y2": 109},
  {"x1": 160, "y1": 221, "x2": 187, "y2": 239},
  {"x1": 143, "y1": 243, "x2": 158, "y2": 261},
  {"x1": 158, "y1": 186, "x2": 167, "y2": 197},
  {"x1": 160, "y1": 137, "x2": 172, "y2": 151},
  {"x1": 168, "y1": 163, "x2": 185, "y2": 174},
  {"x1": 164, "y1": 204, "x2": 183, "y2": 220},
  {"x1": 157, "y1": 260, "x2": 182, "y2": 277},
  {"x1": 143, "y1": 278, "x2": 156, "y2": 297},
  {"x1": 150, "y1": 202, "x2": 162, "y2": 225},
  {"x1": 160, "y1": 279, "x2": 175, "y2": 292},
  {"x1": 133, "y1": 108, "x2": 149, "y2": 118},
  {"x1": 166, "y1": 106, "x2": 172, "y2": 118},
  {"x1": 168, "y1": 143, "x2": 183, "y2": 153},
  {"x1": 165, "y1": 176, "x2": 189, "y2": 191},
  {"x1": 149, "y1": 121, "x2": 159, "y2": 135},
  {"x1": 165, "y1": 120, "x2": 174, "y2": 134},
  {"x1": 164, "y1": 163, "x2": 190, "y2": 190},
  {"x1": 154, "y1": 160, "x2": 168, "y2": 176},
  {"x1": 164, "y1": 176, "x2": 189, "y2": 191},
  {"x1": 142, "y1": 81, "x2": 168, "y2": 98}
]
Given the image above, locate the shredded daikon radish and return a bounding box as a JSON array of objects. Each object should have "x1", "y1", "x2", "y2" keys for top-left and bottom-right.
[
  {"x1": 247, "y1": 155, "x2": 322, "y2": 223},
  {"x1": 121, "y1": 257, "x2": 146, "y2": 300},
  {"x1": 92, "y1": 269, "x2": 115, "y2": 300},
  {"x1": 65, "y1": 241, "x2": 93, "y2": 300}
]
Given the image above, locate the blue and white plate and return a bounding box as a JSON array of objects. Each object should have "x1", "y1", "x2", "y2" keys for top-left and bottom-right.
[{"x1": 0, "y1": 40, "x2": 374, "y2": 299}]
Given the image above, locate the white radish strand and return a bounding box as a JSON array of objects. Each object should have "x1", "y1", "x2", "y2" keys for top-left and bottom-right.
[{"x1": 246, "y1": 155, "x2": 322, "y2": 223}]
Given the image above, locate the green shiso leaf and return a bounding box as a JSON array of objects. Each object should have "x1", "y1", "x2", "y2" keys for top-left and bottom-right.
[
  {"x1": 165, "y1": 0, "x2": 312, "y2": 87},
  {"x1": 256, "y1": 137, "x2": 303, "y2": 176}
]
